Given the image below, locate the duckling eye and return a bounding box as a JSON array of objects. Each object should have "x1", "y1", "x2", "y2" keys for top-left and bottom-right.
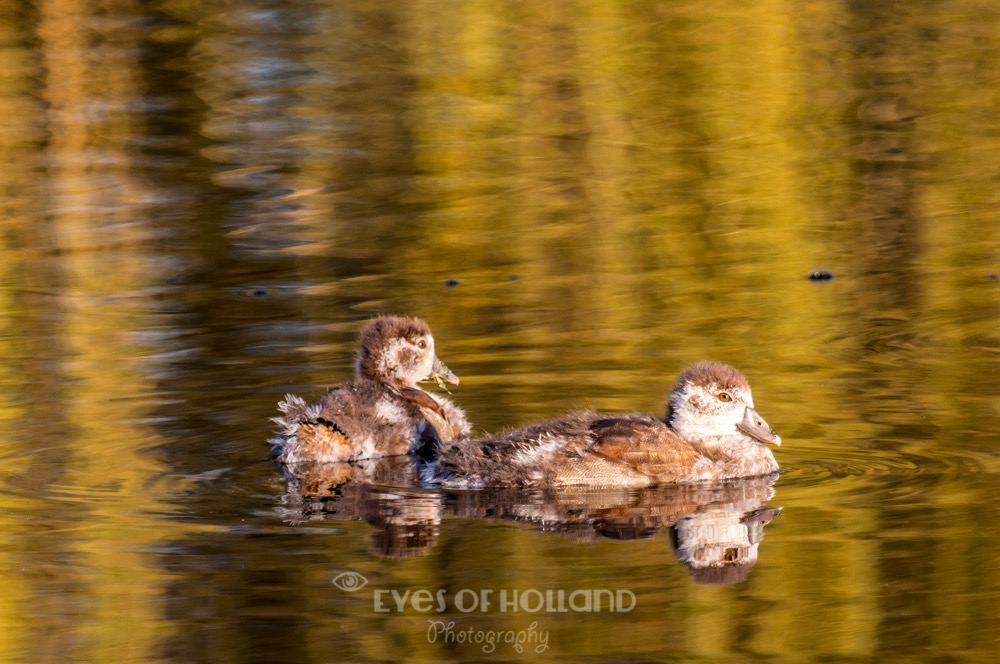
[
  {"x1": 417, "y1": 339, "x2": 427, "y2": 350},
  {"x1": 717, "y1": 392, "x2": 732, "y2": 402}
]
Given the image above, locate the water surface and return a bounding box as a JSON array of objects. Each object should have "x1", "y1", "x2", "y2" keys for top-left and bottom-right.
[{"x1": 1, "y1": 1, "x2": 999, "y2": 661}]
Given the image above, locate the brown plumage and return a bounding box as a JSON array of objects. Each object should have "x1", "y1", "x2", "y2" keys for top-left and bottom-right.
[
  {"x1": 428, "y1": 361, "x2": 780, "y2": 488},
  {"x1": 271, "y1": 316, "x2": 470, "y2": 464}
]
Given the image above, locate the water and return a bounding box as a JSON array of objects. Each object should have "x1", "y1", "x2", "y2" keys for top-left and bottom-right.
[{"x1": 1, "y1": 1, "x2": 1000, "y2": 661}]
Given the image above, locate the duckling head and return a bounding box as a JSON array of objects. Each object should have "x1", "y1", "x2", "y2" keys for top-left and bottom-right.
[
  {"x1": 665, "y1": 361, "x2": 781, "y2": 448},
  {"x1": 355, "y1": 316, "x2": 460, "y2": 389}
]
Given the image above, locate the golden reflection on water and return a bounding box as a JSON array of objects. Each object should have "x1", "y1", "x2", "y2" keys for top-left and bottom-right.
[{"x1": 0, "y1": 0, "x2": 999, "y2": 661}]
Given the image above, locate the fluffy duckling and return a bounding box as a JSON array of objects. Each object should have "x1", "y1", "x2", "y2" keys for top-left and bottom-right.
[
  {"x1": 428, "y1": 361, "x2": 779, "y2": 488},
  {"x1": 272, "y1": 316, "x2": 470, "y2": 464}
]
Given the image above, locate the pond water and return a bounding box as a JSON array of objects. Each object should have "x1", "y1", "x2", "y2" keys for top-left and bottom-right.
[{"x1": 2, "y1": 1, "x2": 1000, "y2": 661}]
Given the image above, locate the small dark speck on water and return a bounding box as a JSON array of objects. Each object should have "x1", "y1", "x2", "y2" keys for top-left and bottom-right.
[
  {"x1": 252, "y1": 288, "x2": 269, "y2": 297},
  {"x1": 509, "y1": 274, "x2": 520, "y2": 281},
  {"x1": 808, "y1": 270, "x2": 834, "y2": 281},
  {"x1": 445, "y1": 279, "x2": 460, "y2": 288},
  {"x1": 987, "y1": 273, "x2": 998, "y2": 282}
]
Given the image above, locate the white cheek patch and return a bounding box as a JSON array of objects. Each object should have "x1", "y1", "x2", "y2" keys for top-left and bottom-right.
[
  {"x1": 737, "y1": 388, "x2": 755, "y2": 410},
  {"x1": 381, "y1": 337, "x2": 436, "y2": 382},
  {"x1": 417, "y1": 335, "x2": 436, "y2": 377},
  {"x1": 379, "y1": 339, "x2": 407, "y2": 377},
  {"x1": 673, "y1": 383, "x2": 749, "y2": 440}
]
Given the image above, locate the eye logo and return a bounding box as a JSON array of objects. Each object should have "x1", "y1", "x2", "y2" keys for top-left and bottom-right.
[{"x1": 332, "y1": 572, "x2": 369, "y2": 592}]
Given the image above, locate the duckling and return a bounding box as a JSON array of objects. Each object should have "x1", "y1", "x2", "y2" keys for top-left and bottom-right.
[
  {"x1": 428, "y1": 361, "x2": 780, "y2": 488},
  {"x1": 271, "y1": 316, "x2": 470, "y2": 464}
]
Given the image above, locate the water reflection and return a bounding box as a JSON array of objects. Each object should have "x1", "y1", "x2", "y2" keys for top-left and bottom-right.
[
  {"x1": 274, "y1": 458, "x2": 440, "y2": 558},
  {"x1": 1, "y1": 0, "x2": 1000, "y2": 661},
  {"x1": 272, "y1": 458, "x2": 781, "y2": 584}
]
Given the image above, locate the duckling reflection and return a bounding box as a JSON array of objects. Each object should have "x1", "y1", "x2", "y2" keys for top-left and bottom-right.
[
  {"x1": 273, "y1": 458, "x2": 443, "y2": 559},
  {"x1": 274, "y1": 459, "x2": 781, "y2": 582},
  {"x1": 670, "y1": 505, "x2": 782, "y2": 585},
  {"x1": 446, "y1": 477, "x2": 782, "y2": 584}
]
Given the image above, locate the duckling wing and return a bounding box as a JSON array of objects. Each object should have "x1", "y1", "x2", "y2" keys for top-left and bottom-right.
[
  {"x1": 397, "y1": 387, "x2": 471, "y2": 443},
  {"x1": 397, "y1": 386, "x2": 447, "y2": 418},
  {"x1": 586, "y1": 415, "x2": 701, "y2": 482}
]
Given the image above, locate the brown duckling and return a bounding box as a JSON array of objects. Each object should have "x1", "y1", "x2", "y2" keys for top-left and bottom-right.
[
  {"x1": 271, "y1": 316, "x2": 470, "y2": 464},
  {"x1": 428, "y1": 361, "x2": 780, "y2": 488}
]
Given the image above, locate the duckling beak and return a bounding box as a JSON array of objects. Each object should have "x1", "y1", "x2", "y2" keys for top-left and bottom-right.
[
  {"x1": 737, "y1": 407, "x2": 781, "y2": 446},
  {"x1": 431, "y1": 356, "x2": 460, "y2": 385}
]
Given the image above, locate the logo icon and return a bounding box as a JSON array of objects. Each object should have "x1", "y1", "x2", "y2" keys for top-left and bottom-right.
[{"x1": 332, "y1": 571, "x2": 369, "y2": 592}]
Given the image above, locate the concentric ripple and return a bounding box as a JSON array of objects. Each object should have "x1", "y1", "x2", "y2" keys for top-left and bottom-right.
[{"x1": 776, "y1": 444, "x2": 989, "y2": 489}]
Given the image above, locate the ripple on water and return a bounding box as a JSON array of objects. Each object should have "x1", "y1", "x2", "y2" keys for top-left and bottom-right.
[{"x1": 777, "y1": 444, "x2": 989, "y2": 490}]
